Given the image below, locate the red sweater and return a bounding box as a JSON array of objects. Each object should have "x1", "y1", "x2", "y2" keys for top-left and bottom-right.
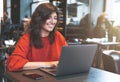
[{"x1": 7, "y1": 31, "x2": 67, "y2": 71}]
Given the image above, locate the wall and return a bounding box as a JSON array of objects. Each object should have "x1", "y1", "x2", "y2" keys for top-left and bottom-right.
[
  {"x1": 0, "y1": 0, "x2": 3, "y2": 34},
  {"x1": 20, "y1": 0, "x2": 32, "y2": 23},
  {"x1": 11, "y1": 0, "x2": 20, "y2": 24},
  {"x1": 0, "y1": 0, "x2": 3, "y2": 18},
  {"x1": 11, "y1": 0, "x2": 32, "y2": 24}
]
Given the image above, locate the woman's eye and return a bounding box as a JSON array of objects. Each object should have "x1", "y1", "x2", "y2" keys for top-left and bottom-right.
[{"x1": 54, "y1": 17, "x2": 57, "y2": 20}]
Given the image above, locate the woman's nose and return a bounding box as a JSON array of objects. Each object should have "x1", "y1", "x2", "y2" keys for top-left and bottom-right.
[{"x1": 50, "y1": 18, "x2": 57, "y2": 24}]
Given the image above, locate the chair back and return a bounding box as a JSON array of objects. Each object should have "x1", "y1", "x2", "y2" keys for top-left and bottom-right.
[
  {"x1": 102, "y1": 53, "x2": 117, "y2": 73},
  {"x1": 102, "y1": 50, "x2": 120, "y2": 74}
]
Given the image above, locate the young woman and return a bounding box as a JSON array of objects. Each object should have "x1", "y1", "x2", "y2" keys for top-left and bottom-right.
[{"x1": 7, "y1": 3, "x2": 67, "y2": 71}]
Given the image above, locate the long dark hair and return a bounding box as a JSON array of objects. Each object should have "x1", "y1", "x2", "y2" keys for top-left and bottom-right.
[{"x1": 29, "y1": 3, "x2": 59, "y2": 48}]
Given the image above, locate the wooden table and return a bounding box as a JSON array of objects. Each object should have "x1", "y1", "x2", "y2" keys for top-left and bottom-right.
[{"x1": 4, "y1": 67, "x2": 120, "y2": 82}]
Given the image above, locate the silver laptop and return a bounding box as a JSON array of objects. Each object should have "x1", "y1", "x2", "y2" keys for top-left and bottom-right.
[{"x1": 40, "y1": 44, "x2": 97, "y2": 77}]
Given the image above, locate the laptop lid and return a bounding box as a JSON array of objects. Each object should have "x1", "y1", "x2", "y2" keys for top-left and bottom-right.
[
  {"x1": 56, "y1": 44, "x2": 97, "y2": 76},
  {"x1": 40, "y1": 44, "x2": 97, "y2": 77}
]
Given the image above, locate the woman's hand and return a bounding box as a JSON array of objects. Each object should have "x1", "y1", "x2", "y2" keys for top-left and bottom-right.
[
  {"x1": 50, "y1": 61, "x2": 59, "y2": 68},
  {"x1": 41, "y1": 61, "x2": 58, "y2": 68}
]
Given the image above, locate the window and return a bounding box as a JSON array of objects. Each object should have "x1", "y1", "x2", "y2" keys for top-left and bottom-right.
[
  {"x1": 106, "y1": 0, "x2": 120, "y2": 26},
  {"x1": 31, "y1": 0, "x2": 49, "y2": 14}
]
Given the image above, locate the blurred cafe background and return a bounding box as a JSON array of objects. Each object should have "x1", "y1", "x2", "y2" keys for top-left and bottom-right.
[
  {"x1": 1, "y1": 0, "x2": 120, "y2": 42},
  {"x1": 1, "y1": 0, "x2": 120, "y2": 81}
]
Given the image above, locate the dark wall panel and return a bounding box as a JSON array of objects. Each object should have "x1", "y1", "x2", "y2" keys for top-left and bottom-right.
[{"x1": 11, "y1": 0, "x2": 20, "y2": 24}]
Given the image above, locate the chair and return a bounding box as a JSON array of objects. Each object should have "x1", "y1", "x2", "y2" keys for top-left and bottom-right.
[{"x1": 102, "y1": 50, "x2": 120, "y2": 74}]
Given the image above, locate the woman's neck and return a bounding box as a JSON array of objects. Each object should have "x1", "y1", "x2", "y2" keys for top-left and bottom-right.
[{"x1": 41, "y1": 32, "x2": 49, "y2": 37}]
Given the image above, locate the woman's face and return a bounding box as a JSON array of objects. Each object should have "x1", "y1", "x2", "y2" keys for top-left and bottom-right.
[{"x1": 41, "y1": 12, "x2": 58, "y2": 33}]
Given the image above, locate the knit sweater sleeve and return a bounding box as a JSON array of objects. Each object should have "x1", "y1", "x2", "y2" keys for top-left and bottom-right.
[{"x1": 7, "y1": 33, "x2": 30, "y2": 71}]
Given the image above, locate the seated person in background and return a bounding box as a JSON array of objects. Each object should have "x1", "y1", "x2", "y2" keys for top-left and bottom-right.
[
  {"x1": 79, "y1": 13, "x2": 90, "y2": 40},
  {"x1": 79, "y1": 13, "x2": 89, "y2": 28},
  {"x1": 21, "y1": 16, "x2": 31, "y2": 35},
  {"x1": 94, "y1": 12, "x2": 113, "y2": 40},
  {"x1": 7, "y1": 3, "x2": 67, "y2": 71},
  {"x1": 1, "y1": 11, "x2": 12, "y2": 40}
]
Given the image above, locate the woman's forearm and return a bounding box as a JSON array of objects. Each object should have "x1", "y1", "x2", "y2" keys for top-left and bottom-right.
[{"x1": 23, "y1": 61, "x2": 58, "y2": 70}]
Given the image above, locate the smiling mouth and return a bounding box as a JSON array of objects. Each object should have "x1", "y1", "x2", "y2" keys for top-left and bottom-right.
[{"x1": 47, "y1": 23, "x2": 56, "y2": 25}]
